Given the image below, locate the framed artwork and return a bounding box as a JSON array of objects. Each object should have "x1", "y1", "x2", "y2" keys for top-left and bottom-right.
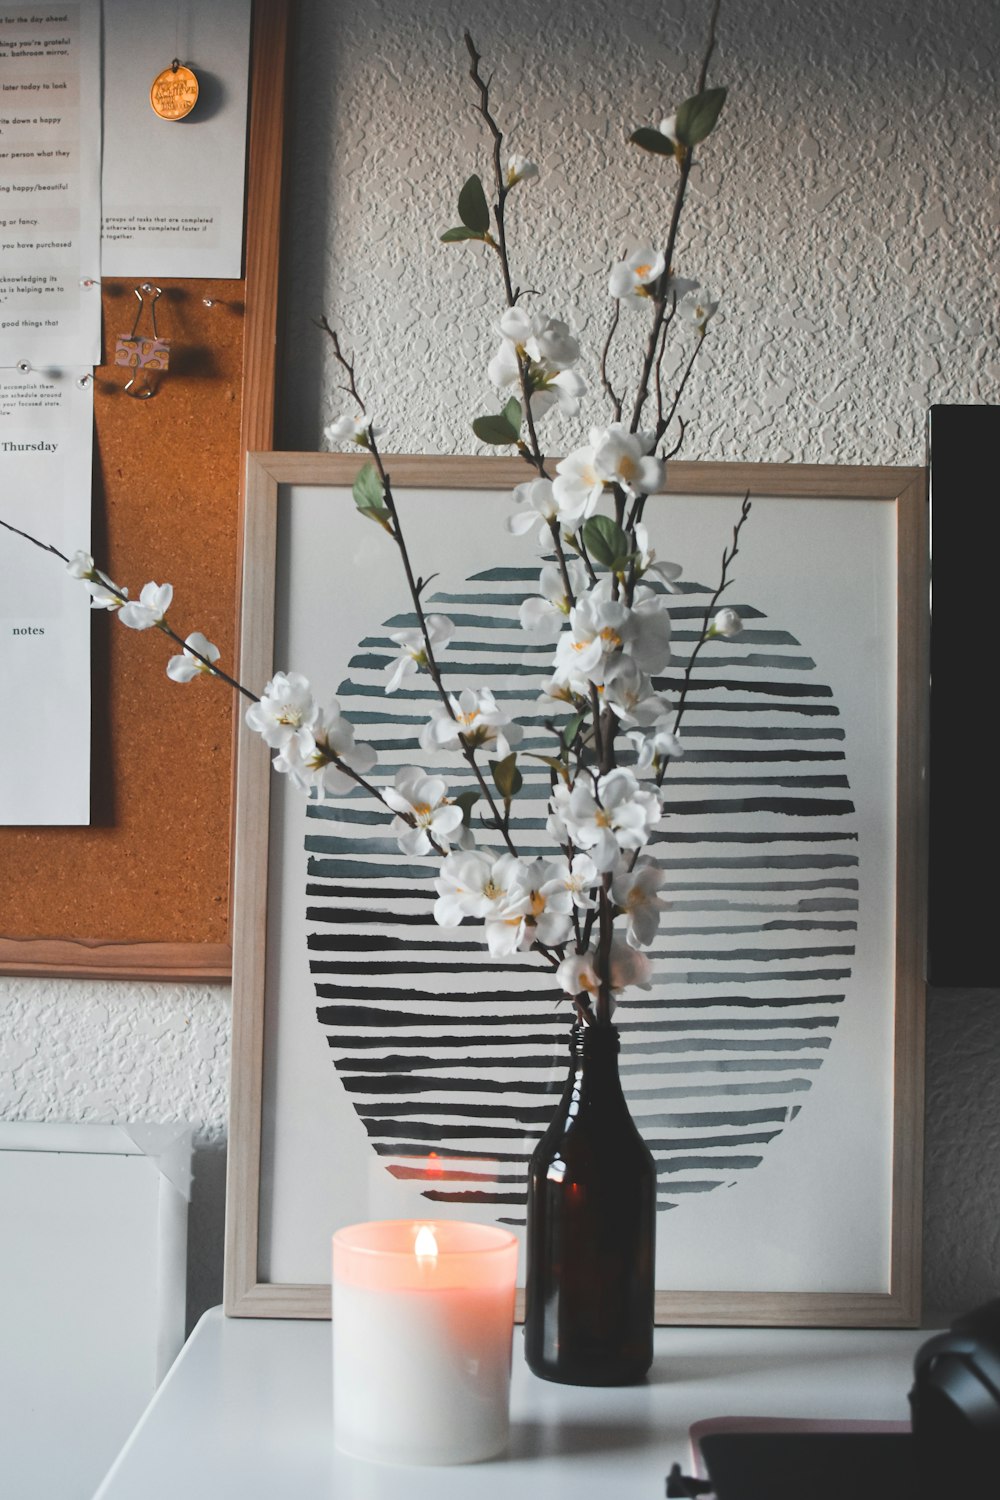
[{"x1": 224, "y1": 453, "x2": 927, "y2": 1326}]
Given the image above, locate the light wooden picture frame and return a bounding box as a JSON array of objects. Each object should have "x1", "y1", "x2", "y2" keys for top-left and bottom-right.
[{"x1": 225, "y1": 452, "x2": 927, "y2": 1326}]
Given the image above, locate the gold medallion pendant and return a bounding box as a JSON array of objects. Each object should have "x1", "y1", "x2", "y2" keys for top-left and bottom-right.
[{"x1": 150, "y1": 61, "x2": 199, "y2": 121}]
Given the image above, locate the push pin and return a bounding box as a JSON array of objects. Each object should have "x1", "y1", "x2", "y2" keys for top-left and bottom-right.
[
  {"x1": 76, "y1": 373, "x2": 93, "y2": 390},
  {"x1": 115, "y1": 284, "x2": 170, "y2": 398},
  {"x1": 16, "y1": 358, "x2": 32, "y2": 374}
]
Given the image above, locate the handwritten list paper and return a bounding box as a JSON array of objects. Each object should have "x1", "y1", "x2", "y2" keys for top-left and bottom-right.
[
  {"x1": 0, "y1": 367, "x2": 92, "y2": 824},
  {"x1": 0, "y1": 2, "x2": 101, "y2": 367}
]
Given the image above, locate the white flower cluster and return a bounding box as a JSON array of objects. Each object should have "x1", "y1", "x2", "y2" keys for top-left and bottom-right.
[
  {"x1": 609, "y1": 244, "x2": 717, "y2": 332},
  {"x1": 308, "y1": 258, "x2": 741, "y2": 1009},
  {"x1": 245, "y1": 671, "x2": 377, "y2": 797},
  {"x1": 22, "y1": 52, "x2": 747, "y2": 1034},
  {"x1": 121, "y1": 73, "x2": 737, "y2": 1020},
  {"x1": 488, "y1": 307, "x2": 586, "y2": 420}
]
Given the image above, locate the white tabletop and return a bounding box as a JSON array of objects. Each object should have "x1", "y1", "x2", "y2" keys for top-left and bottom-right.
[{"x1": 94, "y1": 1307, "x2": 931, "y2": 1499}]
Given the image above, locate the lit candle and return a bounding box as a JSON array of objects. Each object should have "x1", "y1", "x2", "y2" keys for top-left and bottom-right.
[{"x1": 332, "y1": 1219, "x2": 519, "y2": 1465}]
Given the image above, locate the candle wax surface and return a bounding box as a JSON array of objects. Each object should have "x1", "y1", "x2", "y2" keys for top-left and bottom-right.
[{"x1": 332, "y1": 1220, "x2": 518, "y2": 1465}]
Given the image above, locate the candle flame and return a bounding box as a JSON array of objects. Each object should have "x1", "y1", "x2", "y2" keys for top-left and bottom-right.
[{"x1": 414, "y1": 1224, "x2": 438, "y2": 1263}]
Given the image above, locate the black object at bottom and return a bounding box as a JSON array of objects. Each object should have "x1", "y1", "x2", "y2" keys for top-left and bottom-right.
[
  {"x1": 909, "y1": 1295, "x2": 1000, "y2": 1493},
  {"x1": 523, "y1": 1021, "x2": 656, "y2": 1386},
  {"x1": 697, "y1": 1432, "x2": 918, "y2": 1499}
]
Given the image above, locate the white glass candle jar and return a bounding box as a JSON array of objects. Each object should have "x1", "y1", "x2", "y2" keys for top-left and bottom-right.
[{"x1": 332, "y1": 1219, "x2": 519, "y2": 1466}]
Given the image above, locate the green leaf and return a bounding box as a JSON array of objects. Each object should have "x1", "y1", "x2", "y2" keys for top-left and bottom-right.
[
  {"x1": 562, "y1": 711, "x2": 586, "y2": 750},
  {"x1": 629, "y1": 126, "x2": 676, "y2": 157},
  {"x1": 440, "y1": 226, "x2": 486, "y2": 243},
  {"x1": 523, "y1": 752, "x2": 570, "y2": 782},
  {"x1": 453, "y1": 789, "x2": 480, "y2": 827},
  {"x1": 502, "y1": 396, "x2": 522, "y2": 433},
  {"x1": 582, "y1": 513, "x2": 631, "y2": 570},
  {"x1": 457, "y1": 174, "x2": 491, "y2": 234},
  {"x1": 472, "y1": 413, "x2": 520, "y2": 446},
  {"x1": 674, "y1": 86, "x2": 727, "y2": 148},
  {"x1": 352, "y1": 462, "x2": 391, "y2": 526},
  {"x1": 353, "y1": 462, "x2": 384, "y2": 510},
  {"x1": 490, "y1": 753, "x2": 523, "y2": 801}
]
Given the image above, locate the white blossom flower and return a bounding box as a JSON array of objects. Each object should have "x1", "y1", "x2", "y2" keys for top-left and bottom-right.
[
  {"x1": 592, "y1": 424, "x2": 665, "y2": 498},
  {"x1": 68, "y1": 551, "x2": 127, "y2": 611},
  {"x1": 507, "y1": 477, "x2": 559, "y2": 540},
  {"x1": 709, "y1": 607, "x2": 743, "y2": 638},
  {"x1": 498, "y1": 307, "x2": 580, "y2": 369},
  {"x1": 556, "y1": 950, "x2": 601, "y2": 1002},
  {"x1": 383, "y1": 767, "x2": 464, "y2": 856},
  {"x1": 625, "y1": 584, "x2": 674, "y2": 673},
  {"x1": 66, "y1": 550, "x2": 96, "y2": 579},
  {"x1": 531, "y1": 367, "x2": 587, "y2": 419},
  {"x1": 518, "y1": 560, "x2": 588, "y2": 638},
  {"x1": 545, "y1": 852, "x2": 598, "y2": 910},
  {"x1": 609, "y1": 246, "x2": 666, "y2": 306},
  {"x1": 556, "y1": 937, "x2": 651, "y2": 1002},
  {"x1": 505, "y1": 154, "x2": 538, "y2": 186},
  {"x1": 420, "y1": 687, "x2": 522, "y2": 758},
  {"x1": 612, "y1": 860, "x2": 668, "y2": 948},
  {"x1": 488, "y1": 857, "x2": 575, "y2": 954},
  {"x1": 118, "y1": 581, "x2": 172, "y2": 631},
  {"x1": 552, "y1": 584, "x2": 631, "y2": 692},
  {"x1": 634, "y1": 524, "x2": 683, "y2": 590},
  {"x1": 245, "y1": 671, "x2": 319, "y2": 750},
  {"x1": 658, "y1": 113, "x2": 679, "y2": 145},
  {"x1": 433, "y1": 850, "x2": 494, "y2": 925},
  {"x1": 608, "y1": 937, "x2": 652, "y2": 991},
  {"x1": 324, "y1": 412, "x2": 379, "y2": 447},
  {"x1": 521, "y1": 858, "x2": 576, "y2": 944},
  {"x1": 538, "y1": 676, "x2": 582, "y2": 710},
  {"x1": 602, "y1": 656, "x2": 671, "y2": 727},
  {"x1": 678, "y1": 290, "x2": 719, "y2": 334},
  {"x1": 273, "y1": 703, "x2": 376, "y2": 796},
  {"x1": 665, "y1": 273, "x2": 701, "y2": 305},
  {"x1": 385, "y1": 614, "x2": 453, "y2": 693},
  {"x1": 166, "y1": 632, "x2": 220, "y2": 683},
  {"x1": 628, "y1": 707, "x2": 683, "y2": 772},
  {"x1": 433, "y1": 851, "x2": 526, "y2": 939},
  {"x1": 548, "y1": 768, "x2": 661, "y2": 872},
  {"x1": 488, "y1": 308, "x2": 586, "y2": 420},
  {"x1": 551, "y1": 443, "x2": 605, "y2": 523},
  {"x1": 87, "y1": 581, "x2": 126, "y2": 610}
]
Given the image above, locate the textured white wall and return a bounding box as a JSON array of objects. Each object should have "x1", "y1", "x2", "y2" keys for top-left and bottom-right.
[
  {"x1": 2, "y1": 0, "x2": 997, "y2": 1331},
  {"x1": 278, "y1": 0, "x2": 998, "y2": 462}
]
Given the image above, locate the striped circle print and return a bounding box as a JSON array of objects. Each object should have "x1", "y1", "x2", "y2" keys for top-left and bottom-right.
[{"x1": 304, "y1": 567, "x2": 857, "y2": 1225}]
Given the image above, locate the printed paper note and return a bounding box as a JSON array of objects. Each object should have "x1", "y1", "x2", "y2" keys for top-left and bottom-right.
[
  {"x1": 101, "y1": 0, "x2": 252, "y2": 278},
  {"x1": 0, "y1": 367, "x2": 92, "y2": 824},
  {"x1": 0, "y1": 2, "x2": 102, "y2": 366}
]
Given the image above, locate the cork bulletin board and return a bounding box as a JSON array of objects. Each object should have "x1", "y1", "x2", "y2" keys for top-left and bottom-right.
[{"x1": 0, "y1": 0, "x2": 289, "y2": 981}]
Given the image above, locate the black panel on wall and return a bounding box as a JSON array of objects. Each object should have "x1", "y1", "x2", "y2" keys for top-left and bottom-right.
[{"x1": 927, "y1": 405, "x2": 1000, "y2": 987}]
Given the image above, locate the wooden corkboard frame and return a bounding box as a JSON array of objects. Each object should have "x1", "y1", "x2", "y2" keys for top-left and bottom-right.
[{"x1": 0, "y1": 0, "x2": 289, "y2": 982}]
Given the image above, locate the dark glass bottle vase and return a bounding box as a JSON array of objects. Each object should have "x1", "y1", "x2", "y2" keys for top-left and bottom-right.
[{"x1": 524, "y1": 1020, "x2": 656, "y2": 1385}]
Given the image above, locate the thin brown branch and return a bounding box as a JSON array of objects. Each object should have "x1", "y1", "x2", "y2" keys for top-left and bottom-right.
[
  {"x1": 625, "y1": 491, "x2": 751, "y2": 882},
  {"x1": 661, "y1": 491, "x2": 751, "y2": 755},
  {"x1": 657, "y1": 329, "x2": 707, "y2": 447},
  {"x1": 317, "y1": 316, "x2": 367, "y2": 413},
  {"x1": 600, "y1": 300, "x2": 623, "y2": 419},
  {"x1": 628, "y1": 0, "x2": 722, "y2": 433},
  {"x1": 0, "y1": 515, "x2": 258, "y2": 702}
]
